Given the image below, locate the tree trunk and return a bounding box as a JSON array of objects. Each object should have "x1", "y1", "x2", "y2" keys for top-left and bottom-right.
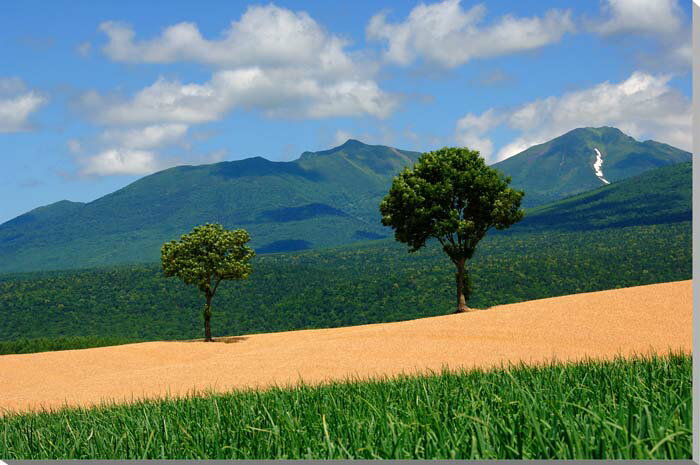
[
  {"x1": 203, "y1": 293, "x2": 213, "y2": 342},
  {"x1": 454, "y1": 259, "x2": 471, "y2": 313}
]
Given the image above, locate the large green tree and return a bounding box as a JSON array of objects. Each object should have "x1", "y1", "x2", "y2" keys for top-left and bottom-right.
[
  {"x1": 380, "y1": 147, "x2": 524, "y2": 313},
  {"x1": 161, "y1": 223, "x2": 255, "y2": 341}
]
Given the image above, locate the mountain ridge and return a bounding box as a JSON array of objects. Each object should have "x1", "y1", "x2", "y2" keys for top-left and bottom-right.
[
  {"x1": 0, "y1": 140, "x2": 422, "y2": 272},
  {"x1": 0, "y1": 128, "x2": 690, "y2": 273}
]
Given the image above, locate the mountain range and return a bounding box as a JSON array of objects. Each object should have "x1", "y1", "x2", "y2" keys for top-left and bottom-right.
[
  {"x1": 493, "y1": 127, "x2": 690, "y2": 207},
  {"x1": 0, "y1": 127, "x2": 691, "y2": 273}
]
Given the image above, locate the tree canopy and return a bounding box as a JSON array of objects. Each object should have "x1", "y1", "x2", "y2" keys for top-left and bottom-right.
[
  {"x1": 161, "y1": 223, "x2": 255, "y2": 341},
  {"x1": 380, "y1": 147, "x2": 524, "y2": 312}
]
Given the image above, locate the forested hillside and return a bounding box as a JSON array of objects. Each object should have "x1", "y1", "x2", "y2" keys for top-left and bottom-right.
[
  {"x1": 512, "y1": 161, "x2": 691, "y2": 232},
  {"x1": 1, "y1": 221, "x2": 690, "y2": 342}
]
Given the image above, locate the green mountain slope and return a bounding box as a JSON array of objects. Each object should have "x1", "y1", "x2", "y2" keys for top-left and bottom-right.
[
  {"x1": 0, "y1": 127, "x2": 690, "y2": 273},
  {"x1": 510, "y1": 161, "x2": 691, "y2": 232},
  {"x1": 493, "y1": 127, "x2": 691, "y2": 207},
  {"x1": 0, "y1": 140, "x2": 420, "y2": 273}
]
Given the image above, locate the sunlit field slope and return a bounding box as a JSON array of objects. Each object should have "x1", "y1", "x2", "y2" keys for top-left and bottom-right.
[{"x1": 0, "y1": 280, "x2": 690, "y2": 416}]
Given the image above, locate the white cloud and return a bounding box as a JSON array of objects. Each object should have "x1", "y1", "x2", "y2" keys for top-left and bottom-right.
[
  {"x1": 592, "y1": 0, "x2": 690, "y2": 69},
  {"x1": 76, "y1": 4, "x2": 401, "y2": 177},
  {"x1": 366, "y1": 0, "x2": 574, "y2": 67},
  {"x1": 100, "y1": 6, "x2": 359, "y2": 76},
  {"x1": 101, "y1": 123, "x2": 188, "y2": 149},
  {"x1": 75, "y1": 88, "x2": 224, "y2": 176},
  {"x1": 455, "y1": 109, "x2": 498, "y2": 159},
  {"x1": 81, "y1": 68, "x2": 396, "y2": 124},
  {"x1": 78, "y1": 144, "x2": 227, "y2": 176},
  {"x1": 89, "y1": 5, "x2": 397, "y2": 124},
  {"x1": 0, "y1": 77, "x2": 47, "y2": 133},
  {"x1": 80, "y1": 148, "x2": 159, "y2": 176},
  {"x1": 74, "y1": 123, "x2": 229, "y2": 176},
  {"x1": 455, "y1": 71, "x2": 691, "y2": 163},
  {"x1": 79, "y1": 78, "x2": 220, "y2": 125},
  {"x1": 594, "y1": 0, "x2": 684, "y2": 37},
  {"x1": 456, "y1": 132, "x2": 494, "y2": 161}
]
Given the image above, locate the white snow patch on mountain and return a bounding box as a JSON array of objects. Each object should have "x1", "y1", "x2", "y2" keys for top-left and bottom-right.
[{"x1": 593, "y1": 148, "x2": 610, "y2": 184}]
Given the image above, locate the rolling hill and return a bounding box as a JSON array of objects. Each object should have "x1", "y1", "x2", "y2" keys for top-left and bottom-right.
[
  {"x1": 0, "y1": 127, "x2": 690, "y2": 273},
  {"x1": 493, "y1": 127, "x2": 691, "y2": 207}
]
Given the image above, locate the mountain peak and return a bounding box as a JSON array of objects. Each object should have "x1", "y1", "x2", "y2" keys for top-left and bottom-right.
[
  {"x1": 338, "y1": 138, "x2": 367, "y2": 148},
  {"x1": 555, "y1": 126, "x2": 626, "y2": 135},
  {"x1": 493, "y1": 126, "x2": 691, "y2": 208},
  {"x1": 300, "y1": 139, "x2": 372, "y2": 160},
  {"x1": 564, "y1": 126, "x2": 626, "y2": 138}
]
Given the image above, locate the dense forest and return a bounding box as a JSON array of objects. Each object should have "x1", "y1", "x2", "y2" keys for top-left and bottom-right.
[{"x1": 0, "y1": 221, "x2": 690, "y2": 343}]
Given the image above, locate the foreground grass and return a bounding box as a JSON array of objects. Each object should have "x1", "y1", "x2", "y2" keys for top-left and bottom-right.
[
  {"x1": 0, "y1": 336, "x2": 142, "y2": 355},
  {"x1": 0, "y1": 353, "x2": 691, "y2": 460}
]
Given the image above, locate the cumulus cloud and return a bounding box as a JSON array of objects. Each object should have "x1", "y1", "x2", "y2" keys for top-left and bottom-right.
[
  {"x1": 76, "y1": 4, "x2": 399, "y2": 177},
  {"x1": 594, "y1": 0, "x2": 684, "y2": 37},
  {"x1": 72, "y1": 123, "x2": 188, "y2": 176},
  {"x1": 71, "y1": 116, "x2": 233, "y2": 175},
  {"x1": 80, "y1": 148, "x2": 160, "y2": 176},
  {"x1": 81, "y1": 69, "x2": 396, "y2": 124},
  {"x1": 100, "y1": 123, "x2": 188, "y2": 149},
  {"x1": 592, "y1": 0, "x2": 690, "y2": 69},
  {"x1": 455, "y1": 71, "x2": 691, "y2": 163},
  {"x1": 366, "y1": 0, "x2": 574, "y2": 67},
  {"x1": 74, "y1": 124, "x2": 195, "y2": 176},
  {"x1": 78, "y1": 143, "x2": 227, "y2": 176},
  {"x1": 0, "y1": 77, "x2": 47, "y2": 133},
  {"x1": 100, "y1": 6, "x2": 359, "y2": 75},
  {"x1": 88, "y1": 5, "x2": 397, "y2": 124}
]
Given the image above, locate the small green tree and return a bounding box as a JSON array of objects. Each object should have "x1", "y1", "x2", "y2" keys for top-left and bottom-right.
[
  {"x1": 161, "y1": 223, "x2": 255, "y2": 341},
  {"x1": 380, "y1": 147, "x2": 524, "y2": 313}
]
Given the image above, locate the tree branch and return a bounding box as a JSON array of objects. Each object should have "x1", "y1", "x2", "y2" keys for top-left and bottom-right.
[{"x1": 212, "y1": 276, "x2": 223, "y2": 297}]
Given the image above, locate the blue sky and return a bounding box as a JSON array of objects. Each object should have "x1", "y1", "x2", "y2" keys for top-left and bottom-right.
[{"x1": 0, "y1": 0, "x2": 692, "y2": 223}]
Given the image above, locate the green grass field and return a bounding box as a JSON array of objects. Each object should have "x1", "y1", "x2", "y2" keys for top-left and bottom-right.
[{"x1": 0, "y1": 353, "x2": 691, "y2": 460}]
